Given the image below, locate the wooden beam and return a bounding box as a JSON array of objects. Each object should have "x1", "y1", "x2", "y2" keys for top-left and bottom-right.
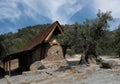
[
  {"x1": 8, "y1": 56, "x2": 11, "y2": 76},
  {"x1": 6, "y1": 62, "x2": 8, "y2": 71},
  {"x1": 3, "y1": 62, "x2": 5, "y2": 71},
  {"x1": 45, "y1": 26, "x2": 56, "y2": 41}
]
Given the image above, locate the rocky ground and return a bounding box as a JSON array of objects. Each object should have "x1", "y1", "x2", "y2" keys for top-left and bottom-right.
[
  {"x1": 80, "y1": 68, "x2": 120, "y2": 84},
  {"x1": 0, "y1": 56, "x2": 120, "y2": 84}
]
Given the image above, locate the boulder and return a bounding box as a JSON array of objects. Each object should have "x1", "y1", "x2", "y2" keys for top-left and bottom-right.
[
  {"x1": 41, "y1": 59, "x2": 68, "y2": 70},
  {"x1": 30, "y1": 61, "x2": 45, "y2": 71},
  {"x1": 101, "y1": 60, "x2": 118, "y2": 69}
]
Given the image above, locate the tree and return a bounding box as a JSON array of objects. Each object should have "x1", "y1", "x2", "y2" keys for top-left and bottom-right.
[
  {"x1": 57, "y1": 27, "x2": 75, "y2": 57},
  {"x1": 115, "y1": 25, "x2": 120, "y2": 57},
  {"x1": 79, "y1": 10, "x2": 113, "y2": 64},
  {"x1": 57, "y1": 23, "x2": 84, "y2": 57}
]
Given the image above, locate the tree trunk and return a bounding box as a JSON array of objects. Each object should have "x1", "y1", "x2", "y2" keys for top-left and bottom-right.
[
  {"x1": 119, "y1": 52, "x2": 120, "y2": 58},
  {"x1": 62, "y1": 46, "x2": 67, "y2": 58},
  {"x1": 79, "y1": 43, "x2": 102, "y2": 65},
  {"x1": 79, "y1": 51, "x2": 87, "y2": 64},
  {"x1": 79, "y1": 52, "x2": 99, "y2": 64}
]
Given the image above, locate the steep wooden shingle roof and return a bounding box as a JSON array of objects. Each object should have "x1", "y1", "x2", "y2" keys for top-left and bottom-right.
[{"x1": 21, "y1": 21, "x2": 63, "y2": 51}]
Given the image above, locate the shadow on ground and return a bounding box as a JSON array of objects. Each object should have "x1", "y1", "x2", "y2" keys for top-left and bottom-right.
[
  {"x1": 5, "y1": 68, "x2": 22, "y2": 76},
  {"x1": 56, "y1": 60, "x2": 80, "y2": 72}
]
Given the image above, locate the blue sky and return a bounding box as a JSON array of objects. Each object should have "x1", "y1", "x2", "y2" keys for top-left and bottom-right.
[{"x1": 0, "y1": 0, "x2": 120, "y2": 34}]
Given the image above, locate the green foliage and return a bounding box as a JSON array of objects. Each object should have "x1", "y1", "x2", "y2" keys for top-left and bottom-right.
[
  {"x1": 66, "y1": 49, "x2": 75, "y2": 56},
  {"x1": 58, "y1": 23, "x2": 84, "y2": 54},
  {"x1": 114, "y1": 25, "x2": 120, "y2": 56},
  {"x1": 82, "y1": 11, "x2": 113, "y2": 55},
  {"x1": 0, "y1": 24, "x2": 49, "y2": 59},
  {"x1": 90, "y1": 10, "x2": 113, "y2": 42},
  {"x1": 58, "y1": 11, "x2": 114, "y2": 55}
]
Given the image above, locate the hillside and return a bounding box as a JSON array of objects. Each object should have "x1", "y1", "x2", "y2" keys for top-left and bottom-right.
[{"x1": 0, "y1": 24, "x2": 50, "y2": 59}]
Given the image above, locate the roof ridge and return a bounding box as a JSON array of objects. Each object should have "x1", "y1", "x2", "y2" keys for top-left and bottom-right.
[{"x1": 21, "y1": 21, "x2": 63, "y2": 51}]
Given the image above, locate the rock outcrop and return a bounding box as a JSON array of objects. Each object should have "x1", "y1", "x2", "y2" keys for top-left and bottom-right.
[
  {"x1": 30, "y1": 61, "x2": 45, "y2": 71},
  {"x1": 100, "y1": 60, "x2": 118, "y2": 69}
]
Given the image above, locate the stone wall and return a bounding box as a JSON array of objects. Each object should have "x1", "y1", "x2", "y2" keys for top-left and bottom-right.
[{"x1": 44, "y1": 45, "x2": 64, "y2": 61}]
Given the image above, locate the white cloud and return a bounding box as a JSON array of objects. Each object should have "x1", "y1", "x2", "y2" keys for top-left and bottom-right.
[
  {"x1": 0, "y1": 0, "x2": 85, "y2": 24},
  {"x1": 91, "y1": 0, "x2": 120, "y2": 29},
  {"x1": 1, "y1": 0, "x2": 120, "y2": 33},
  {"x1": 1, "y1": 0, "x2": 120, "y2": 25},
  {"x1": 21, "y1": 0, "x2": 85, "y2": 24},
  {"x1": 0, "y1": 0, "x2": 21, "y2": 22},
  {"x1": 93, "y1": 0, "x2": 120, "y2": 18}
]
